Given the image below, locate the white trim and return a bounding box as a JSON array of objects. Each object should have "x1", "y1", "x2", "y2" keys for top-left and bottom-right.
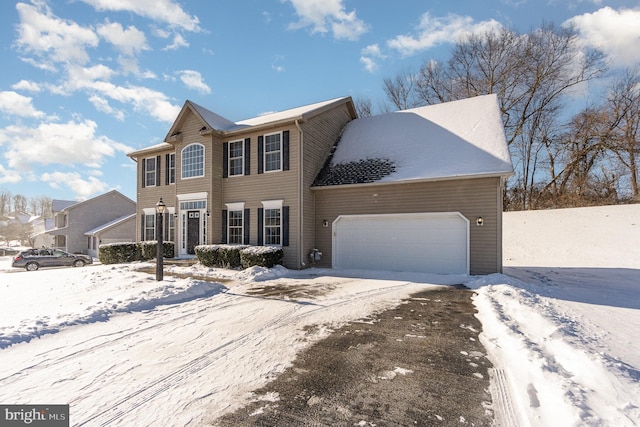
[
  {"x1": 228, "y1": 139, "x2": 245, "y2": 177},
  {"x1": 263, "y1": 131, "x2": 283, "y2": 173},
  {"x1": 177, "y1": 192, "x2": 208, "y2": 201},
  {"x1": 142, "y1": 207, "x2": 156, "y2": 215},
  {"x1": 261, "y1": 199, "x2": 284, "y2": 209},
  {"x1": 181, "y1": 143, "x2": 205, "y2": 179},
  {"x1": 226, "y1": 202, "x2": 245, "y2": 211}
]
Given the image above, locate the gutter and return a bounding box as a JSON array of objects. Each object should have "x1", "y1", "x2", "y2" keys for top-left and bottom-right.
[{"x1": 295, "y1": 119, "x2": 304, "y2": 268}]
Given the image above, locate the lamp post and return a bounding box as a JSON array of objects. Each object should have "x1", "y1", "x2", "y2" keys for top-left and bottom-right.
[{"x1": 155, "y1": 197, "x2": 166, "y2": 281}]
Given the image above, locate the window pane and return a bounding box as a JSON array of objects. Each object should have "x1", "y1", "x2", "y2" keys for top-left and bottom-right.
[
  {"x1": 264, "y1": 134, "x2": 281, "y2": 171},
  {"x1": 229, "y1": 141, "x2": 244, "y2": 176},
  {"x1": 264, "y1": 208, "x2": 281, "y2": 245},
  {"x1": 228, "y1": 210, "x2": 243, "y2": 244},
  {"x1": 182, "y1": 144, "x2": 204, "y2": 178},
  {"x1": 145, "y1": 158, "x2": 156, "y2": 186}
]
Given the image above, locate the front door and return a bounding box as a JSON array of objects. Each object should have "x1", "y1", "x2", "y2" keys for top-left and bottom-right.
[{"x1": 187, "y1": 211, "x2": 200, "y2": 254}]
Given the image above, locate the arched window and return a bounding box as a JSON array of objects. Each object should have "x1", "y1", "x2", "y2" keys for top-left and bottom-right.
[{"x1": 181, "y1": 143, "x2": 204, "y2": 179}]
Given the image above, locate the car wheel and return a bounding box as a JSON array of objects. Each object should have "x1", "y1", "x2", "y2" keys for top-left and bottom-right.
[
  {"x1": 25, "y1": 262, "x2": 39, "y2": 271},
  {"x1": 73, "y1": 260, "x2": 86, "y2": 267}
]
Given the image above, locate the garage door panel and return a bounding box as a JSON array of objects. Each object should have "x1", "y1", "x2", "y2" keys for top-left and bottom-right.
[{"x1": 333, "y1": 212, "x2": 468, "y2": 274}]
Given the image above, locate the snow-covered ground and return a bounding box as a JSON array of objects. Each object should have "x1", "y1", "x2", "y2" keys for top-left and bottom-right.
[{"x1": 0, "y1": 204, "x2": 638, "y2": 426}]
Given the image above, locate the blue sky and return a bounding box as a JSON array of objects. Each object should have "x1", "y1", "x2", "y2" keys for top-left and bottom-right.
[{"x1": 0, "y1": 0, "x2": 639, "y2": 204}]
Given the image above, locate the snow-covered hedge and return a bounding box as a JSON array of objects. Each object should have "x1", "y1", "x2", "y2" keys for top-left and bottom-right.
[
  {"x1": 99, "y1": 241, "x2": 174, "y2": 264},
  {"x1": 240, "y1": 246, "x2": 283, "y2": 269},
  {"x1": 195, "y1": 244, "x2": 283, "y2": 269}
]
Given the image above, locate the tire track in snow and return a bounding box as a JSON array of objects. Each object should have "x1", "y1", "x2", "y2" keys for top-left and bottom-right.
[{"x1": 72, "y1": 280, "x2": 415, "y2": 426}]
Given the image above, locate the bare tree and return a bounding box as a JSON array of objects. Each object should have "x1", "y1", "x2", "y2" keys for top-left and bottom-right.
[
  {"x1": 0, "y1": 189, "x2": 11, "y2": 217},
  {"x1": 12, "y1": 194, "x2": 27, "y2": 213},
  {"x1": 386, "y1": 23, "x2": 608, "y2": 209},
  {"x1": 383, "y1": 68, "x2": 418, "y2": 110},
  {"x1": 354, "y1": 96, "x2": 373, "y2": 118},
  {"x1": 607, "y1": 68, "x2": 640, "y2": 201}
]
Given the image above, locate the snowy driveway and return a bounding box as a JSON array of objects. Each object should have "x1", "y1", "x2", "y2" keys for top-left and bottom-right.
[{"x1": 0, "y1": 262, "x2": 465, "y2": 426}]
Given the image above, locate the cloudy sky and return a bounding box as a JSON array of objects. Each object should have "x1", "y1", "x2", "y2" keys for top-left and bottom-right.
[{"x1": 0, "y1": 0, "x2": 638, "y2": 203}]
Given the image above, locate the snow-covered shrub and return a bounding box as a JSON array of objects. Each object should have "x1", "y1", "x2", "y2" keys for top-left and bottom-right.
[
  {"x1": 195, "y1": 244, "x2": 249, "y2": 268},
  {"x1": 240, "y1": 246, "x2": 283, "y2": 269},
  {"x1": 139, "y1": 241, "x2": 174, "y2": 260},
  {"x1": 99, "y1": 241, "x2": 174, "y2": 264},
  {"x1": 99, "y1": 242, "x2": 140, "y2": 264}
]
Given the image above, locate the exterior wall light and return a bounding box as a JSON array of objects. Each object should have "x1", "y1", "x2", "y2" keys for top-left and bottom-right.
[{"x1": 476, "y1": 217, "x2": 484, "y2": 227}]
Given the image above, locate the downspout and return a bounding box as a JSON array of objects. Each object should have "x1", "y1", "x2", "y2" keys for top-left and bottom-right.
[{"x1": 295, "y1": 119, "x2": 304, "y2": 269}]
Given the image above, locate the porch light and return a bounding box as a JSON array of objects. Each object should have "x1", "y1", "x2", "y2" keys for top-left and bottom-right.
[
  {"x1": 476, "y1": 217, "x2": 484, "y2": 227},
  {"x1": 156, "y1": 198, "x2": 166, "y2": 281}
]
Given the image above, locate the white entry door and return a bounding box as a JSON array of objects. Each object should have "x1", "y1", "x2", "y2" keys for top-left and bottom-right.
[{"x1": 332, "y1": 212, "x2": 469, "y2": 274}]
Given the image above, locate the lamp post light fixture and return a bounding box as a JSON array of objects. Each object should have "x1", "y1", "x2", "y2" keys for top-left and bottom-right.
[{"x1": 155, "y1": 197, "x2": 166, "y2": 281}]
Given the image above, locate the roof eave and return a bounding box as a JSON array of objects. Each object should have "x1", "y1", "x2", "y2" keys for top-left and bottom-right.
[{"x1": 311, "y1": 170, "x2": 514, "y2": 191}]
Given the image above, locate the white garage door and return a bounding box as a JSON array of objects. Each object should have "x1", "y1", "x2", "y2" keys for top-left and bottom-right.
[{"x1": 332, "y1": 212, "x2": 469, "y2": 274}]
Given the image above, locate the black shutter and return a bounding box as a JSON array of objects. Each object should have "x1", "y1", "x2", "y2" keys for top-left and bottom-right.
[
  {"x1": 282, "y1": 130, "x2": 290, "y2": 171},
  {"x1": 221, "y1": 210, "x2": 228, "y2": 244},
  {"x1": 257, "y1": 208, "x2": 264, "y2": 245},
  {"x1": 165, "y1": 154, "x2": 170, "y2": 185},
  {"x1": 156, "y1": 155, "x2": 161, "y2": 186},
  {"x1": 282, "y1": 206, "x2": 289, "y2": 246},
  {"x1": 222, "y1": 142, "x2": 228, "y2": 178},
  {"x1": 258, "y1": 136, "x2": 264, "y2": 174},
  {"x1": 142, "y1": 159, "x2": 146, "y2": 188},
  {"x1": 140, "y1": 213, "x2": 145, "y2": 241},
  {"x1": 164, "y1": 212, "x2": 170, "y2": 241},
  {"x1": 243, "y1": 208, "x2": 250, "y2": 244},
  {"x1": 244, "y1": 138, "x2": 251, "y2": 176}
]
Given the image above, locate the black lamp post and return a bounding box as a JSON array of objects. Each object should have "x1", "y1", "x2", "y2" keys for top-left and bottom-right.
[{"x1": 155, "y1": 197, "x2": 166, "y2": 281}]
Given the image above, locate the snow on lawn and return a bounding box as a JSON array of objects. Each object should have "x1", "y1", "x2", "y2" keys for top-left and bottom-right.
[
  {"x1": 0, "y1": 203, "x2": 638, "y2": 427},
  {"x1": 468, "y1": 204, "x2": 640, "y2": 426}
]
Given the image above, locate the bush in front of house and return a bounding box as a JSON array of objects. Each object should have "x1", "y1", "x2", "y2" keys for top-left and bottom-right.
[
  {"x1": 240, "y1": 246, "x2": 284, "y2": 269},
  {"x1": 195, "y1": 244, "x2": 283, "y2": 269},
  {"x1": 195, "y1": 244, "x2": 249, "y2": 268},
  {"x1": 99, "y1": 241, "x2": 174, "y2": 264}
]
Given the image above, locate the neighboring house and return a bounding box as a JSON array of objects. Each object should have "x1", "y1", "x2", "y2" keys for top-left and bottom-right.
[
  {"x1": 46, "y1": 190, "x2": 136, "y2": 256},
  {"x1": 84, "y1": 214, "x2": 136, "y2": 258},
  {"x1": 127, "y1": 94, "x2": 513, "y2": 275},
  {"x1": 30, "y1": 217, "x2": 54, "y2": 248}
]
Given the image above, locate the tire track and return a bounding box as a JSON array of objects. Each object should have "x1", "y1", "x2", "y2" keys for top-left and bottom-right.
[{"x1": 72, "y1": 280, "x2": 415, "y2": 426}]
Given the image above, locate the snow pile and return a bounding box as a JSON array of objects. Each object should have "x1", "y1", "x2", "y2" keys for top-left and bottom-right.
[
  {"x1": 466, "y1": 203, "x2": 640, "y2": 426},
  {"x1": 0, "y1": 263, "x2": 226, "y2": 349}
]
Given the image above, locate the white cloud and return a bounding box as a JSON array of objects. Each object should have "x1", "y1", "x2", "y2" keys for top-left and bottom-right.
[
  {"x1": 565, "y1": 7, "x2": 640, "y2": 67},
  {"x1": 88, "y1": 95, "x2": 125, "y2": 121},
  {"x1": 177, "y1": 70, "x2": 211, "y2": 94},
  {"x1": 15, "y1": 2, "x2": 99, "y2": 66},
  {"x1": 40, "y1": 171, "x2": 109, "y2": 201},
  {"x1": 0, "y1": 165, "x2": 22, "y2": 184},
  {"x1": 79, "y1": 0, "x2": 200, "y2": 32},
  {"x1": 97, "y1": 20, "x2": 149, "y2": 56},
  {"x1": 360, "y1": 44, "x2": 386, "y2": 73},
  {"x1": 285, "y1": 0, "x2": 368, "y2": 40},
  {"x1": 12, "y1": 80, "x2": 41, "y2": 92},
  {"x1": 387, "y1": 13, "x2": 503, "y2": 56},
  {"x1": 163, "y1": 34, "x2": 189, "y2": 51},
  {"x1": 0, "y1": 91, "x2": 46, "y2": 119},
  {"x1": 0, "y1": 119, "x2": 132, "y2": 171}
]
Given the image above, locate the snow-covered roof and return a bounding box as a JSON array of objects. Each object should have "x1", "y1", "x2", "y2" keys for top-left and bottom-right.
[
  {"x1": 84, "y1": 214, "x2": 136, "y2": 236},
  {"x1": 314, "y1": 94, "x2": 513, "y2": 187},
  {"x1": 189, "y1": 97, "x2": 353, "y2": 133}
]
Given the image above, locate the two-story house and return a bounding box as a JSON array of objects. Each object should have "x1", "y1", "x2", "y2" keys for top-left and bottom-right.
[
  {"x1": 47, "y1": 190, "x2": 136, "y2": 257},
  {"x1": 128, "y1": 95, "x2": 513, "y2": 274}
]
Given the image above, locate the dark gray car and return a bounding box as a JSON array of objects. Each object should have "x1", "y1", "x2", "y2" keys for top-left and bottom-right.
[{"x1": 11, "y1": 248, "x2": 93, "y2": 271}]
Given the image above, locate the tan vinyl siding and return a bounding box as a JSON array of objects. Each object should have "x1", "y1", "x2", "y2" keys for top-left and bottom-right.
[
  {"x1": 221, "y1": 126, "x2": 299, "y2": 267},
  {"x1": 299, "y1": 105, "x2": 354, "y2": 266},
  {"x1": 313, "y1": 177, "x2": 503, "y2": 274}
]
